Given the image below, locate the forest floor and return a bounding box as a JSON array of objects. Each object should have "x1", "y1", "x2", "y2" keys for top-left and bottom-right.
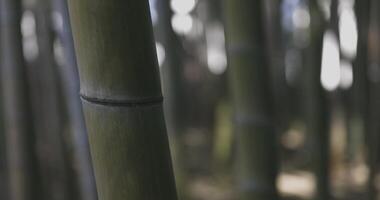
[
  {"x1": 180, "y1": 108, "x2": 371, "y2": 200},
  {"x1": 186, "y1": 170, "x2": 369, "y2": 200}
]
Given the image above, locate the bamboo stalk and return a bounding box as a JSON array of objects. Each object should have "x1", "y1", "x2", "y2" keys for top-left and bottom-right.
[
  {"x1": 0, "y1": 105, "x2": 7, "y2": 199},
  {"x1": 67, "y1": 0, "x2": 178, "y2": 199},
  {"x1": 0, "y1": 0, "x2": 41, "y2": 199},
  {"x1": 51, "y1": 0, "x2": 98, "y2": 199},
  {"x1": 154, "y1": 0, "x2": 185, "y2": 136},
  {"x1": 153, "y1": 0, "x2": 188, "y2": 198},
  {"x1": 366, "y1": 0, "x2": 380, "y2": 198},
  {"x1": 223, "y1": 0, "x2": 278, "y2": 199},
  {"x1": 26, "y1": 0, "x2": 75, "y2": 199},
  {"x1": 304, "y1": 1, "x2": 330, "y2": 199},
  {"x1": 344, "y1": 0, "x2": 369, "y2": 173},
  {"x1": 263, "y1": 0, "x2": 289, "y2": 132},
  {"x1": 352, "y1": 0, "x2": 370, "y2": 147}
]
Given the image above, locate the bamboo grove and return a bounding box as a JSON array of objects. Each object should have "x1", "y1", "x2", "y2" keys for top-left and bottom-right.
[{"x1": 0, "y1": 0, "x2": 380, "y2": 199}]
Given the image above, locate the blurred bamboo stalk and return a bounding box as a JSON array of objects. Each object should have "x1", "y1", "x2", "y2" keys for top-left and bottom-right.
[
  {"x1": 51, "y1": 0, "x2": 98, "y2": 199},
  {"x1": 153, "y1": 0, "x2": 188, "y2": 198},
  {"x1": 68, "y1": 0, "x2": 178, "y2": 199},
  {"x1": 0, "y1": 100, "x2": 7, "y2": 199},
  {"x1": 263, "y1": 0, "x2": 289, "y2": 133},
  {"x1": 223, "y1": 0, "x2": 278, "y2": 199},
  {"x1": 352, "y1": 0, "x2": 370, "y2": 157},
  {"x1": 27, "y1": 0, "x2": 75, "y2": 199},
  {"x1": 0, "y1": 0, "x2": 41, "y2": 199},
  {"x1": 366, "y1": 0, "x2": 380, "y2": 198},
  {"x1": 304, "y1": 1, "x2": 330, "y2": 199}
]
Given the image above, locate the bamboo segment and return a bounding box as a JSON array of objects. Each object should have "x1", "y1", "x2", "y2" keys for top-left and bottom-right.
[
  {"x1": 68, "y1": 0, "x2": 178, "y2": 199},
  {"x1": 81, "y1": 101, "x2": 177, "y2": 200},
  {"x1": 223, "y1": 0, "x2": 278, "y2": 199},
  {"x1": 68, "y1": 1, "x2": 161, "y2": 102},
  {"x1": 0, "y1": 0, "x2": 41, "y2": 199}
]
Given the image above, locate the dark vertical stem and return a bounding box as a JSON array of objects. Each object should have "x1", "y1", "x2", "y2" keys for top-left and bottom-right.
[
  {"x1": 352, "y1": 0, "x2": 370, "y2": 152},
  {"x1": 51, "y1": 0, "x2": 98, "y2": 199},
  {"x1": 0, "y1": 0, "x2": 40, "y2": 199},
  {"x1": 0, "y1": 100, "x2": 7, "y2": 199},
  {"x1": 367, "y1": 0, "x2": 380, "y2": 198},
  {"x1": 263, "y1": 0, "x2": 289, "y2": 132},
  {"x1": 347, "y1": 0, "x2": 369, "y2": 171},
  {"x1": 154, "y1": 0, "x2": 187, "y2": 198},
  {"x1": 28, "y1": 0, "x2": 74, "y2": 199},
  {"x1": 0, "y1": 2, "x2": 8, "y2": 195},
  {"x1": 304, "y1": 1, "x2": 330, "y2": 199},
  {"x1": 155, "y1": 0, "x2": 185, "y2": 136},
  {"x1": 67, "y1": 0, "x2": 178, "y2": 199},
  {"x1": 223, "y1": 0, "x2": 278, "y2": 199},
  {"x1": 330, "y1": 0, "x2": 339, "y2": 36}
]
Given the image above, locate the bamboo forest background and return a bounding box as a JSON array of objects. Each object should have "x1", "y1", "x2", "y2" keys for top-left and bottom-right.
[{"x1": 0, "y1": 0, "x2": 379, "y2": 199}]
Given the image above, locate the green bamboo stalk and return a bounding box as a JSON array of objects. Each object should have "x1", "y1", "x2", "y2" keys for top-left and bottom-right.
[
  {"x1": 0, "y1": 9, "x2": 9, "y2": 196},
  {"x1": 366, "y1": 0, "x2": 380, "y2": 198},
  {"x1": 51, "y1": 0, "x2": 98, "y2": 199},
  {"x1": 304, "y1": 1, "x2": 330, "y2": 199},
  {"x1": 0, "y1": 101, "x2": 7, "y2": 199},
  {"x1": 0, "y1": 0, "x2": 41, "y2": 199},
  {"x1": 28, "y1": 0, "x2": 75, "y2": 199},
  {"x1": 153, "y1": 0, "x2": 188, "y2": 198},
  {"x1": 67, "y1": 0, "x2": 178, "y2": 199},
  {"x1": 223, "y1": 0, "x2": 278, "y2": 199},
  {"x1": 154, "y1": 0, "x2": 185, "y2": 136},
  {"x1": 263, "y1": 0, "x2": 289, "y2": 133},
  {"x1": 345, "y1": 0, "x2": 369, "y2": 168},
  {"x1": 352, "y1": 0, "x2": 370, "y2": 148},
  {"x1": 0, "y1": 59, "x2": 8, "y2": 200}
]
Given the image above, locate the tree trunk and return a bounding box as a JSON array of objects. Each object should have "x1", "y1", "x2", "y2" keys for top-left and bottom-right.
[
  {"x1": 67, "y1": 0, "x2": 178, "y2": 199},
  {"x1": 223, "y1": 0, "x2": 278, "y2": 199},
  {"x1": 0, "y1": 0, "x2": 41, "y2": 199}
]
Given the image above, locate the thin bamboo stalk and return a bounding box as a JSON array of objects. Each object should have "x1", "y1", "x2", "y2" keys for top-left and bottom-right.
[
  {"x1": 304, "y1": 1, "x2": 330, "y2": 199},
  {"x1": 345, "y1": 0, "x2": 369, "y2": 171},
  {"x1": 0, "y1": 0, "x2": 41, "y2": 199},
  {"x1": 153, "y1": 0, "x2": 188, "y2": 198},
  {"x1": 28, "y1": 0, "x2": 74, "y2": 199},
  {"x1": 223, "y1": 0, "x2": 278, "y2": 199},
  {"x1": 263, "y1": 0, "x2": 289, "y2": 132},
  {"x1": 51, "y1": 0, "x2": 98, "y2": 199},
  {"x1": 366, "y1": 0, "x2": 380, "y2": 198}
]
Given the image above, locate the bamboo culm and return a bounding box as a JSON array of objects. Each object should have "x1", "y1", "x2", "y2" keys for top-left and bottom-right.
[
  {"x1": 223, "y1": 0, "x2": 279, "y2": 199},
  {"x1": 52, "y1": 0, "x2": 98, "y2": 199},
  {"x1": 153, "y1": 0, "x2": 188, "y2": 198},
  {"x1": 366, "y1": 0, "x2": 380, "y2": 199},
  {"x1": 304, "y1": 1, "x2": 330, "y2": 199},
  {"x1": 0, "y1": 0, "x2": 41, "y2": 199},
  {"x1": 29, "y1": 0, "x2": 75, "y2": 199},
  {"x1": 68, "y1": 0, "x2": 178, "y2": 199}
]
